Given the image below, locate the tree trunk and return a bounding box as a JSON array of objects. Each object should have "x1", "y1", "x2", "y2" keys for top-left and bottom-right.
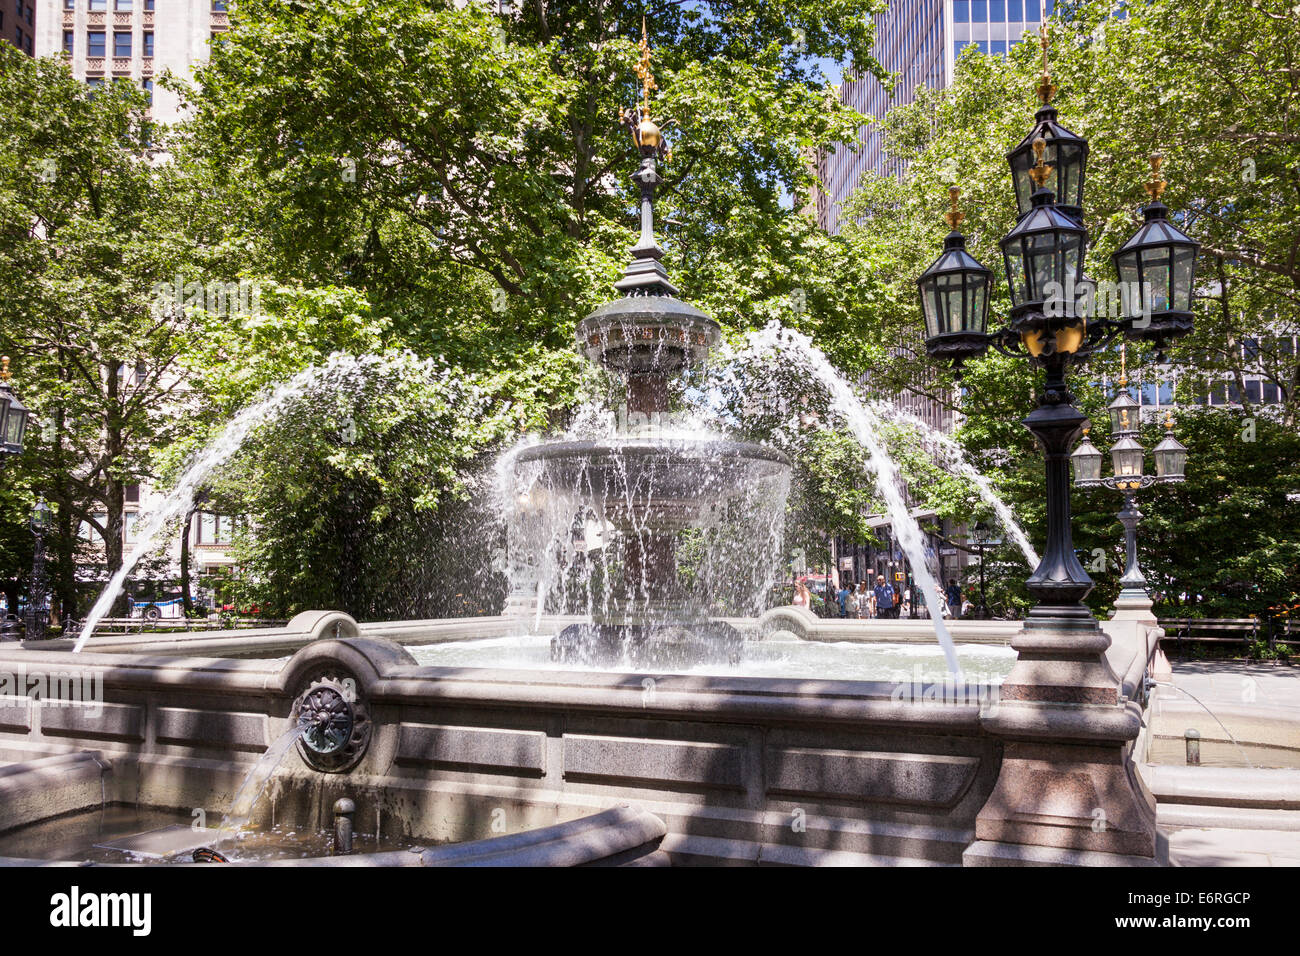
[{"x1": 103, "y1": 361, "x2": 127, "y2": 615}]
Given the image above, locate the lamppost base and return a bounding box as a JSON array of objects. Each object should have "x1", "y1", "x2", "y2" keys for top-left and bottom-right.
[
  {"x1": 1112, "y1": 587, "x2": 1157, "y2": 625},
  {"x1": 975, "y1": 604, "x2": 1157, "y2": 860}
]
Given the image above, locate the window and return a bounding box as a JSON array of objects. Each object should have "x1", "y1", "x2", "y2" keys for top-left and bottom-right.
[
  {"x1": 87, "y1": 31, "x2": 105, "y2": 56},
  {"x1": 991, "y1": 39, "x2": 1007, "y2": 56},
  {"x1": 15, "y1": 28, "x2": 23, "y2": 47},
  {"x1": 116, "y1": 0, "x2": 132, "y2": 8},
  {"x1": 1141, "y1": 383, "x2": 1158, "y2": 406},
  {"x1": 991, "y1": 0, "x2": 1005, "y2": 20},
  {"x1": 89, "y1": 0, "x2": 106, "y2": 9},
  {"x1": 212, "y1": 0, "x2": 227, "y2": 9},
  {"x1": 1262, "y1": 382, "x2": 1280, "y2": 404},
  {"x1": 1008, "y1": 0, "x2": 1022, "y2": 18},
  {"x1": 972, "y1": 0, "x2": 987, "y2": 20},
  {"x1": 86, "y1": 77, "x2": 105, "y2": 88},
  {"x1": 142, "y1": 78, "x2": 152, "y2": 104},
  {"x1": 125, "y1": 483, "x2": 141, "y2": 504},
  {"x1": 1245, "y1": 380, "x2": 1262, "y2": 404},
  {"x1": 113, "y1": 31, "x2": 131, "y2": 57},
  {"x1": 25, "y1": 4, "x2": 32, "y2": 24},
  {"x1": 145, "y1": 0, "x2": 154, "y2": 8},
  {"x1": 124, "y1": 512, "x2": 139, "y2": 544},
  {"x1": 1226, "y1": 383, "x2": 1241, "y2": 404},
  {"x1": 1243, "y1": 337, "x2": 1259, "y2": 360},
  {"x1": 954, "y1": 0, "x2": 969, "y2": 21},
  {"x1": 64, "y1": 0, "x2": 75, "y2": 9},
  {"x1": 143, "y1": 31, "x2": 153, "y2": 55},
  {"x1": 63, "y1": 30, "x2": 75, "y2": 54}
]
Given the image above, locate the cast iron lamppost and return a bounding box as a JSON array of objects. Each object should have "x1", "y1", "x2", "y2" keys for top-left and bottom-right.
[
  {"x1": 1070, "y1": 349, "x2": 1188, "y2": 611},
  {"x1": 914, "y1": 26, "x2": 1200, "y2": 863}
]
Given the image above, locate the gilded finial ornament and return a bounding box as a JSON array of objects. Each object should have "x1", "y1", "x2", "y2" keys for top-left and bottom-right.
[
  {"x1": 943, "y1": 186, "x2": 965, "y2": 230},
  {"x1": 622, "y1": 17, "x2": 669, "y2": 160},
  {"x1": 1036, "y1": 23, "x2": 1057, "y2": 105},
  {"x1": 1119, "y1": 342, "x2": 1128, "y2": 388},
  {"x1": 1028, "y1": 136, "x2": 1053, "y2": 189},
  {"x1": 1144, "y1": 153, "x2": 1167, "y2": 200},
  {"x1": 636, "y1": 17, "x2": 657, "y2": 113},
  {"x1": 0, "y1": 356, "x2": 9, "y2": 382}
]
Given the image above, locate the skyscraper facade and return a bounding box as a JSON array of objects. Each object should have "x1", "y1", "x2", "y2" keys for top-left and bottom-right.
[
  {"x1": 33, "y1": 0, "x2": 230, "y2": 125},
  {"x1": 818, "y1": 0, "x2": 1052, "y2": 233}
]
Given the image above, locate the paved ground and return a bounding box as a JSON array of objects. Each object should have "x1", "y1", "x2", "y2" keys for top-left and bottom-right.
[{"x1": 1156, "y1": 660, "x2": 1300, "y2": 866}]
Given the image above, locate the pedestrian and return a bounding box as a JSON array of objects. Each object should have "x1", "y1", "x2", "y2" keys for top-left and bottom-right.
[
  {"x1": 873, "y1": 574, "x2": 898, "y2": 620},
  {"x1": 855, "y1": 581, "x2": 870, "y2": 619},
  {"x1": 837, "y1": 581, "x2": 851, "y2": 618},
  {"x1": 946, "y1": 579, "x2": 962, "y2": 619},
  {"x1": 792, "y1": 581, "x2": 811, "y2": 608}
]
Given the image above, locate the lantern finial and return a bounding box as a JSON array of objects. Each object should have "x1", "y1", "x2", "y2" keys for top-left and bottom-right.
[
  {"x1": 1028, "y1": 137, "x2": 1053, "y2": 189},
  {"x1": 1119, "y1": 342, "x2": 1127, "y2": 388},
  {"x1": 636, "y1": 17, "x2": 657, "y2": 113},
  {"x1": 1036, "y1": 24, "x2": 1057, "y2": 105},
  {"x1": 1144, "y1": 153, "x2": 1167, "y2": 200},
  {"x1": 0, "y1": 357, "x2": 8, "y2": 382},
  {"x1": 944, "y1": 186, "x2": 965, "y2": 230}
]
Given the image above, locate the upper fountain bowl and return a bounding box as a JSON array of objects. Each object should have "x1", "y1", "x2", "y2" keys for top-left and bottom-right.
[
  {"x1": 515, "y1": 438, "x2": 790, "y2": 531},
  {"x1": 577, "y1": 295, "x2": 721, "y2": 375}
]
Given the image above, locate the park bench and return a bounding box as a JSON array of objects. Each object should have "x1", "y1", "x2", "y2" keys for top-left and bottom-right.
[{"x1": 1158, "y1": 617, "x2": 1299, "y2": 654}]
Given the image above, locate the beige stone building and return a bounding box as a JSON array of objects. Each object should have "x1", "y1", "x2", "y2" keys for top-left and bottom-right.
[{"x1": 33, "y1": 0, "x2": 230, "y2": 124}]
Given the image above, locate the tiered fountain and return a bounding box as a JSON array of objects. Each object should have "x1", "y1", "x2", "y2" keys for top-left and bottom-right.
[{"x1": 512, "y1": 40, "x2": 790, "y2": 666}]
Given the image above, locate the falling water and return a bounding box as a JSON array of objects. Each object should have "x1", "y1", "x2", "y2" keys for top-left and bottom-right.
[
  {"x1": 72, "y1": 353, "x2": 404, "y2": 653},
  {"x1": 877, "y1": 404, "x2": 1040, "y2": 568},
  {"x1": 214, "y1": 724, "x2": 306, "y2": 847},
  {"x1": 742, "y1": 323, "x2": 964, "y2": 676}
]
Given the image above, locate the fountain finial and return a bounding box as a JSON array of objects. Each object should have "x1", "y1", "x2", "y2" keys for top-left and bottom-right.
[{"x1": 615, "y1": 19, "x2": 676, "y2": 296}]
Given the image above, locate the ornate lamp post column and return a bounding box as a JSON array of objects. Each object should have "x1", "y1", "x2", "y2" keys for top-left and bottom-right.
[
  {"x1": 916, "y1": 27, "x2": 1200, "y2": 864},
  {"x1": 1071, "y1": 354, "x2": 1188, "y2": 621}
]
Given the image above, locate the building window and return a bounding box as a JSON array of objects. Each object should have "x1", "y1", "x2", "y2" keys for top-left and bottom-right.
[
  {"x1": 89, "y1": 0, "x2": 106, "y2": 9},
  {"x1": 1008, "y1": 0, "x2": 1023, "y2": 19},
  {"x1": 972, "y1": 0, "x2": 987, "y2": 21},
  {"x1": 116, "y1": 0, "x2": 132, "y2": 8},
  {"x1": 63, "y1": 30, "x2": 75, "y2": 54},
  {"x1": 142, "y1": 77, "x2": 152, "y2": 104},
  {"x1": 64, "y1": 0, "x2": 75, "y2": 9},
  {"x1": 212, "y1": 0, "x2": 227, "y2": 9},
  {"x1": 25, "y1": 4, "x2": 32, "y2": 24},
  {"x1": 16, "y1": 28, "x2": 24, "y2": 48},
  {"x1": 954, "y1": 0, "x2": 969, "y2": 21},
  {"x1": 1245, "y1": 380, "x2": 1262, "y2": 404},
  {"x1": 1262, "y1": 382, "x2": 1280, "y2": 404},
  {"x1": 113, "y1": 31, "x2": 131, "y2": 57},
  {"x1": 991, "y1": 0, "x2": 1005, "y2": 20},
  {"x1": 145, "y1": 0, "x2": 154, "y2": 9},
  {"x1": 87, "y1": 31, "x2": 105, "y2": 56},
  {"x1": 143, "y1": 31, "x2": 153, "y2": 55}
]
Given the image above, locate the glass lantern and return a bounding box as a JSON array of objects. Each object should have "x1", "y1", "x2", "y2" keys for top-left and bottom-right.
[
  {"x1": 1000, "y1": 192, "x2": 1088, "y2": 324},
  {"x1": 1113, "y1": 158, "x2": 1200, "y2": 345},
  {"x1": 1, "y1": 385, "x2": 28, "y2": 457},
  {"x1": 1153, "y1": 432, "x2": 1188, "y2": 479},
  {"x1": 1107, "y1": 390, "x2": 1141, "y2": 437},
  {"x1": 1110, "y1": 436, "x2": 1145, "y2": 478},
  {"x1": 918, "y1": 189, "x2": 993, "y2": 366},
  {"x1": 1007, "y1": 108, "x2": 1089, "y2": 223},
  {"x1": 1071, "y1": 436, "x2": 1103, "y2": 484}
]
